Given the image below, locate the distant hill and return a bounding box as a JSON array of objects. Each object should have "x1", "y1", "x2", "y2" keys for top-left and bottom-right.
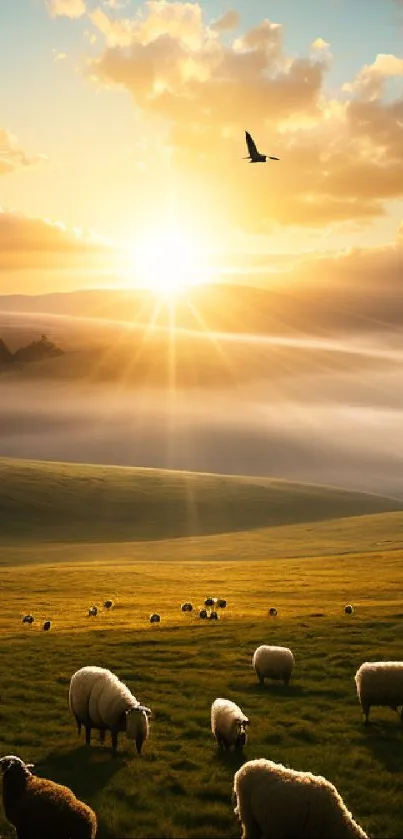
[
  {"x1": 1, "y1": 457, "x2": 402, "y2": 544},
  {"x1": 0, "y1": 282, "x2": 401, "y2": 336},
  {"x1": 0, "y1": 334, "x2": 63, "y2": 367}
]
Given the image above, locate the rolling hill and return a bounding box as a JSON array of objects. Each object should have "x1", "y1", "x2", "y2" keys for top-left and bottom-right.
[{"x1": 1, "y1": 457, "x2": 402, "y2": 544}]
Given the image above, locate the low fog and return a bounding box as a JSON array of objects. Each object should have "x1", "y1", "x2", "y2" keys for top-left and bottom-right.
[{"x1": 1, "y1": 325, "x2": 403, "y2": 498}]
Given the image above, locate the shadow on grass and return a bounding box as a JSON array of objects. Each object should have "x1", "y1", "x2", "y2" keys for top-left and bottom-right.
[
  {"x1": 359, "y1": 717, "x2": 403, "y2": 772},
  {"x1": 233, "y1": 681, "x2": 305, "y2": 698},
  {"x1": 37, "y1": 744, "x2": 123, "y2": 797},
  {"x1": 214, "y1": 748, "x2": 246, "y2": 774}
]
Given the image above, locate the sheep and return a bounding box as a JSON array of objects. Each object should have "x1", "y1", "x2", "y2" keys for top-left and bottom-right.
[
  {"x1": 211, "y1": 698, "x2": 250, "y2": 751},
  {"x1": 199, "y1": 609, "x2": 208, "y2": 619},
  {"x1": 232, "y1": 758, "x2": 369, "y2": 839},
  {"x1": 43, "y1": 621, "x2": 51, "y2": 631},
  {"x1": 268, "y1": 607, "x2": 277, "y2": 617},
  {"x1": 252, "y1": 645, "x2": 294, "y2": 686},
  {"x1": 217, "y1": 599, "x2": 227, "y2": 609},
  {"x1": 69, "y1": 666, "x2": 152, "y2": 755},
  {"x1": 210, "y1": 611, "x2": 219, "y2": 620},
  {"x1": 104, "y1": 600, "x2": 114, "y2": 609},
  {"x1": 149, "y1": 613, "x2": 160, "y2": 623},
  {"x1": 88, "y1": 607, "x2": 98, "y2": 617},
  {"x1": 204, "y1": 597, "x2": 215, "y2": 607},
  {"x1": 345, "y1": 605, "x2": 354, "y2": 615},
  {"x1": 355, "y1": 661, "x2": 403, "y2": 724},
  {"x1": 22, "y1": 615, "x2": 34, "y2": 624},
  {"x1": 0, "y1": 755, "x2": 97, "y2": 839},
  {"x1": 181, "y1": 603, "x2": 193, "y2": 612}
]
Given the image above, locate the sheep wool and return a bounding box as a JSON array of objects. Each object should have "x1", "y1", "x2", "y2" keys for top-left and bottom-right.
[
  {"x1": 0, "y1": 755, "x2": 97, "y2": 839},
  {"x1": 233, "y1": 758, "x2": 368, "y2": 839},
  {"x1": 211, "y1": 698, "x2": 250, "y2": 751},
  {"x1": 252, "y1": 645, "x2": 294, "y2": 686},
  {"x1": 355, "y1": 661, "x2": 403, "y2": 724},
  {"x1": 69, "y1": 666, "x2": 151, "y2": 754}
]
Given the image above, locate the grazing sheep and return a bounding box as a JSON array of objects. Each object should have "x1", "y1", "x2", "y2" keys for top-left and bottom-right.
[
  {"x1": 149, "y1": 613, "x2": 160, "y2": 623},
  {"x1": 211, "y1": 698, "x2": 250, "y2": 751},
  {"x1": 104, "y1": 600, "x2": 114, "y2": 609},
  {"x1": 217, "y1": 599, "x2": 227, "y2": 609},
  {"x1": 345, "y1": 605, "x2": 354, "y2": 615},
  {"x1": 252, "y1": 645, "x2": 294, "y2": 686},
  {"x1": 205, "y1": 597, "x2": 215, "y2": 607},
  {"x1": 199, "y1": 609, "x2": 208, "y2": 619},
  {"x1": 181, "y1": 603, "x2": 193, "y2": 613},
  {"x1": 43, "y1": 621, "x2": 51, "y2": 632},
  {"x1": 22, "y1": 615, "x2": 34, "y2": 624},
  {"x1": 210, "y1": 611, "x2": 219, "y2": 620},
  {"x1": 355, "y1": 661, "x2": 403, "y2": 724},
  {"x1": 0, "y1": 755, "x2": 97, "y2": 839},
  {"x1": 88, "y1": 607, "x2": 98, "y2": 617},
  {"x1": 233, "y1": 758, "x2": 368, "y2": 839},
  {"x1": 69, "y1": 666, "x2": 151, "y2": 755},
  {"x1": 268, "y1": 607, "x2": 278, "y2": 617}
]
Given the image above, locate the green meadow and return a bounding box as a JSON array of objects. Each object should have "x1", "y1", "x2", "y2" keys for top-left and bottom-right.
[{"x1": 1, "y1": 459, "x2": 403, "y2": 838}]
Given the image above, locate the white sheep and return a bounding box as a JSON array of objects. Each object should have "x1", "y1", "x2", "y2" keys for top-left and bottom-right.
[
  {"x1": 252, "y1": 645, "x2": 294, "y2": 686},
  {"x1": 233, "y1": 758, "x2": 369, "y2": 839},
  {"x1": 69, "y1": 666, "x2": 151, "y2": 755},
  {"x1": 355, "y1": 661, "x2": 403, "y2": 724},
  {"x1": 211, "y1": 698, "x2": 250, "y2": 751}
]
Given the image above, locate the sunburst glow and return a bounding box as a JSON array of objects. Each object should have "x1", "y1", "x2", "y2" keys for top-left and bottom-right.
[{"x1": 127, "y1": 227, "x2": 211, "y2": 296}]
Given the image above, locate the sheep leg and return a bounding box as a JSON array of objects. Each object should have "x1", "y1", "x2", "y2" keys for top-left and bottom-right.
[
  {"x1": 362, "y1": 705, "x2": 370, "y2": 725},
  {"x1": 283, "y1": 675, "x2": 290, "y2": 687},
  {"x1": 256, "y1": 668, "x2": 264, "y2": 685},
  {"x1": 111, "y1": 729, "x2": 119, "y2": 755},
  {"x1": 85, "y1": 723, "x2": 92, "y2": 746},
  {"x1": 241, "y1": 815, "x2": 261, "y2": 839},
  {"x1": 74, "y1": 714, "x2": 82, "y2": 736},
  {"x1": 99, "y1": 728, "x2": 106, "y2": 744}
]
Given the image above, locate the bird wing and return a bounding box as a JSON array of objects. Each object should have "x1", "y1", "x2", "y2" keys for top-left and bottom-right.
[{"x1": 245, "y1": 131, "x2": 258, "y2": 158}]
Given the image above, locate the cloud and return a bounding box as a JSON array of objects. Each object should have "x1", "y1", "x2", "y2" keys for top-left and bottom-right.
[
  {"x1": 0, "y1": 129, "x2": 46, "y2": 176},
  {"x1": 210, "y1": 10, "x2": 240, "y2": 33},
  {"x1": 343, "y1": 53, "x2": 403, "y2": 100},
  {"x1": 81, "y1": 3, "x2": 403, "y2": 230},
  {"x1": 0, "y1": 209, "x2": 113, "y2": 271},
  {"x1": 46, "y1": 0, "x2": 86, "y2": 19}
]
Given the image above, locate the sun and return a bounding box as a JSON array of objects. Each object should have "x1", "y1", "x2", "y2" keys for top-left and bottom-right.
[{"x1": 126, "y1": 227, "x2": 210, "y2": 296}]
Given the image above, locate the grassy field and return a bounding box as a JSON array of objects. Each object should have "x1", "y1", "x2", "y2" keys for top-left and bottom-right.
[
  {"x1": 1, "y1": 461, "x2": 403, "y2": 837},
  {"x1": 1, "y1": 457, "x2": 402, "y2": 544}
]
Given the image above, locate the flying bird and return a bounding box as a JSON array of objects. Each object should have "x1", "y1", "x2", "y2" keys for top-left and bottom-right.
[{"x1": 244, "y1": 131, "x2": 279, "y2": 163}]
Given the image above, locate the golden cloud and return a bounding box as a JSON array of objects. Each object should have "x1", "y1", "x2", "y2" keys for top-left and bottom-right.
[
  {"x1": 0, "y1": 129, "x2": 46, "y2": 176},
  {"x1": 81, "y1": 3, "x2": 403, "y2": 230},
  {"x1": 210, "y1": 10, "x2": 240, "y2": 33},
  {"x1": 0, "y1": 210, "x2": 113, "y2": 271},
  {"x1": 46, "y1": 0, "x2": 86, "y2": 18}
]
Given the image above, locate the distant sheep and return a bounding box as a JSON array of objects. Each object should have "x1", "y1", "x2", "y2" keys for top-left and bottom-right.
[
  {"x1": 211, "y1": 698, "x2": 250, "y2": 751},
  {"x1": 181, "y1": 603, "x2": 193, "y2": 613},
  {"x1": 355, "y1": 661, "x2": 403, "y2": 724},
  {"x1": 43, "y1": 621, "x2": 51, "y2": 632},
  {"x1": 210, "y1": 611, "x2": 219, "y2": 620},
  {"x1": 22, "y1": 615, "x2": 34, "y2": 624},
  {"x1": 88, "y1": 607, "x2": 98, "y2": 617},
  {"x1": 217, "y1": 599, "x2": 227, "y2": 609},
  {"x1": 204, "y1": 597, "x2": 215, "y2": 607},
  {"x1": 268, "y1": 607, "x2": 278, "y2": 617},
  {"x1": 149, "y1": 613, "x2": 161, "y2": 623},
  {"x1": 104, "y1": 600, "x2": 114, "y2": 609},
  {"x1": 69, "y1": 665, "x2": 151, "y2": 755},
  {"x1": 0, "y1": 755, "x2": 97, "y2": 839},
  {"x1": 252, "y1": 645, "x2": 294, "y2": 686},
  {"x1": 345, "y1": 605, "x2": 354, "y2": 615},
  {"x1": 233, "y1": 758, "x2": 368, "y2": 839},
  {"x1": 199, "y1": 609, "x2": 208, "y2": 619}
]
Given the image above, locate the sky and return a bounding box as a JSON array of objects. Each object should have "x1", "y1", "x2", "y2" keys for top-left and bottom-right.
[{"x1": 0, "y1": 0, "x2": 402, "y2": 293}]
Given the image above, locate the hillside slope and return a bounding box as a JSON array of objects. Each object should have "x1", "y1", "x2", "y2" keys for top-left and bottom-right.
[{"x1": 1, "y1": 457, "x2": 402, "y2": 544}]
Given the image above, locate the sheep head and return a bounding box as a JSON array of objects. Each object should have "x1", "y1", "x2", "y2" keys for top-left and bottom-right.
[
  {"x1": 126, "y1": 705, "x2": 152, "y2": 754},
  {"x1": 0, "y1": 756, "x2": 34, "y2": 777}
]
